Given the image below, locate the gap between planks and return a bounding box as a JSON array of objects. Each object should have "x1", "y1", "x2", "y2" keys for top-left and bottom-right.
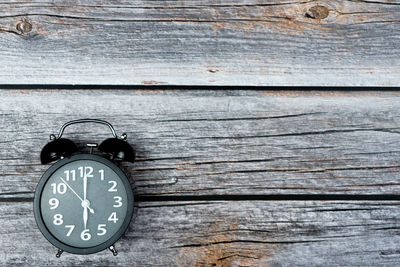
[{"x1": 3, "y1": 194, "x2": 400, "y2": 203}]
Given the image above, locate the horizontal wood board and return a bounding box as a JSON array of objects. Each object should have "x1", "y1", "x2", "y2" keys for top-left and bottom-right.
[
  {"x1": 0, "y1": 0, "x2": 399, "y2": 86},
  {"x1": 1, "y1": 90, "x2": 400, "y2": 198},
  {"x1": 1, "y1": 90, "x2": 400, "y2": 265},
  {"x1": 2, "y1": 201, "x2": 400, "y2": 266}
]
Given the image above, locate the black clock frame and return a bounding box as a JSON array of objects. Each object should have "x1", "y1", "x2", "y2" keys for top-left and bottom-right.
[{"x1": 33, "y1": 153, "x2": 134, "y2": 255}]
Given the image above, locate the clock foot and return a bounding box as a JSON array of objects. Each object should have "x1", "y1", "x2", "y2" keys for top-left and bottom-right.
[
  {"x1": 56, "y1": 249, "x2": 63, "y2": 258},
  {"x1": 109, "y1": 245, "x2": 118, "y2": 256}
]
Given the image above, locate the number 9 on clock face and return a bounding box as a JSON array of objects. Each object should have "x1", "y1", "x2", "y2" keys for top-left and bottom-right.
[{"x1": 34, "y1": 154, "x2": 134, "y2": 254}]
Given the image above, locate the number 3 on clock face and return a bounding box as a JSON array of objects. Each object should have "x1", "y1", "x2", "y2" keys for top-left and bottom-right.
[{"x1": 34, "y1": 154, "x2": 134, "y2": 255}]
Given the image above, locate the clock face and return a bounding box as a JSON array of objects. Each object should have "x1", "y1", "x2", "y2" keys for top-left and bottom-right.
[{"x1": 34, "y1": 154, "x2": 134, "y2": 254}]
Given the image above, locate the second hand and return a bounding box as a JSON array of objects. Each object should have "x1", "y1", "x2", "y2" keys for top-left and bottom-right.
[{"x1": 60, "y1": 177, "x2": 94, "y2": 213}]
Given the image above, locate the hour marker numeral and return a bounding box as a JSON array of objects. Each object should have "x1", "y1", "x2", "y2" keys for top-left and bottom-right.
[
  {"x1": 53, "y1": 214, "x2": 63, "y2": 225},
  {"x1": 65, "y1": 225, "x2": 75, "y2": 236},
  {"x1": 108, "y1": 212, "x2": 118, "y2": 223},
  {"x1": 113, "y1": 196, "x2": 122, "y2": 207},
  {"x1": 49, "y1": 198, "x2": 59, "y2": 209},
  {"x1": 97, "y1": 224, "x2": 107, "y2": 236},
  {"x1": 64, "y1": 170, "x2": 76, "y2": 181},
  {"x1": 99, "y1": 169, "x2": 104, "y2": 181},
  {"x1": 78, "y1": 166, "x2": 93, "y2": 178},
  {"x1": 81, "y1": 229, "x2": 91, "y2": 241},
  {"x1": 51, "y1": 183, "x2": 67, "y2": 194},
  {"x1": 108, "y1": 181, "x2": 117, "y2": 192}
]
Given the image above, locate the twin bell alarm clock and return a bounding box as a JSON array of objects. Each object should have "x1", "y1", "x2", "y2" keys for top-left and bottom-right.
[{"x1": 33, "y1": 119, "x2": 135, "y2": 257}]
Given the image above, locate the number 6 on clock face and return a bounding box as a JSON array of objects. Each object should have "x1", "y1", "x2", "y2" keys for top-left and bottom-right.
[{"x1": 34, "y1": 154, "x2": 134, "y2": 255}]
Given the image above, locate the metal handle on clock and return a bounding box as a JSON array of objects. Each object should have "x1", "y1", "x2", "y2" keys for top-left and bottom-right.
[{"x1": 56, "y1": 119, "x2": 118, "y2": 139}]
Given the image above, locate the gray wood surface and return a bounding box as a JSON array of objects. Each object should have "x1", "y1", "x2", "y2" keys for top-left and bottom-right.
[
  {"x1": 1, "y1": 90, "x2": 400, "y2": 265},
  {"x1": 2, "y1": 201, "x2": 400, "y2": 266},
  {"x1": 1, "y1": 90, "x2": 400, "y2": 198},
  {"x1": 0, "y1": 0, "x2": 399, "y2": 86}
]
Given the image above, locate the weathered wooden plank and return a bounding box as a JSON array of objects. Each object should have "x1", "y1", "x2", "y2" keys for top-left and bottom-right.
[
  {"x1": 0, "y1": 0, "x2": 399, "y2": 85},
  {"x1": 1, "y1": 200, "x2": 400, "y2": 265},
  {"x1": 1, "y1": 90, "x2": 400, "y2": 198}
]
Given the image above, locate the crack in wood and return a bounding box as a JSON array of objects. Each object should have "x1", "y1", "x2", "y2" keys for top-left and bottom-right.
[
  {"x1": 170, "y1": 239, "x2": 323, "y2": 248},
  {"x1": 194, "y1": 128, "x2": 400, "y2": 140},
  {"x1": 156, "y1": 112, "x2": 326, "y2": 122}
]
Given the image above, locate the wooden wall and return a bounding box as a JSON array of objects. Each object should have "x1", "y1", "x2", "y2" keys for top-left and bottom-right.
[
  {"x1": 0, "y1": 0, "x2": 399, "y2": 265},
  {"x1": 0, "y1": 0, "x2": 399, "y2": 86},
  {"x1": 1, "y1": 90, "x2": 400, "y2": 265}
]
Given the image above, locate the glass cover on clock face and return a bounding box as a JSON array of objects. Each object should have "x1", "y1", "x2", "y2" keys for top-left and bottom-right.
[{"x1": 40, "y1": 159, "x2": 128, "y2": 248}]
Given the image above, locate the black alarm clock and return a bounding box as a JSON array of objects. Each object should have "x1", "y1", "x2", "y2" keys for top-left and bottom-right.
[{"x1": 33, "y1": 119, "x2": 135, "y2": 257}]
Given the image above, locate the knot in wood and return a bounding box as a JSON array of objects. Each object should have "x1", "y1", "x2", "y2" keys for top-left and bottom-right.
[
  {"x1": 16, "y1": 20, "x2": 32, "y2": 34},
  {"x1": 207, "y1": 68, "x2": 219, "y2": 73},
  {"x1": 306, "y1": 5, "x2": 329, "y2": 20}
]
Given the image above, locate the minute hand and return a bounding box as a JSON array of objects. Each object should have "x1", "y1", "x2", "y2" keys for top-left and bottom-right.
[
  {"x1": 83, "y1": 175, "x2": 87, "y2": 201},
  {"x1": 60, "y1": 177, "x2": 94, "y2": 213},
  {"x1": 83, "y1": 173, "x2": 94, "y2": 214}
]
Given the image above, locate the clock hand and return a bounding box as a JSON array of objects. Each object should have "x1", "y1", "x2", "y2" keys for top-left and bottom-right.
[
  {"x1": 83, "y1": 172, "x2": 95, "y2": 214},
  {"x1": 60, "y1": 177, "x2": 83, "y2": 202},
  {"x1": 83, "y1": 205, "x2": 88, "y2": 230},
  {"x1": 60, "y1": 177, "x2": 95, "y2": 214},
  {"x1": 83, "y1": 173, "x2": 87, "y2": 201},
  {"x1": 82, "y1": 172, "x2": 95, "y2": 227},
  {"x1": 82, "y1": 201, "x2": 95, "y2": 214}
]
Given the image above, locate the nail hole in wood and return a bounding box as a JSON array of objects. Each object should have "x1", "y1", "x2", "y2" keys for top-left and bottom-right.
[{"x1": 305, "y1": 5, "x2": 329, "y2": 20}]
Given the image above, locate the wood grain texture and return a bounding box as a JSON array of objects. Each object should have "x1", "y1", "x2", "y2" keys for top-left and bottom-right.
[
  {"x1": 2, "y1": 200, "x2": 400, "y2": 266},
  {"x1": 2, "y1": 90, "x2": 400, "y2": 265},
  {"x1": 0, "y1": 0, "x2": 399, "y2": 86},
  {"x1": 1, "y1": 90, "x2": 400, "y2": 198}
]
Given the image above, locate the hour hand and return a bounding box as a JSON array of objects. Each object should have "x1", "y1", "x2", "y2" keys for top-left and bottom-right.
[{"x1": 82, "y1": 199, "x2": 95, "y2": 214}]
